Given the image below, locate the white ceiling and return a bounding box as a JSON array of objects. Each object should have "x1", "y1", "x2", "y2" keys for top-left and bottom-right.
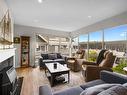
[{"x1": 6, "y1": 0, "x2": 127, "y2": 32}]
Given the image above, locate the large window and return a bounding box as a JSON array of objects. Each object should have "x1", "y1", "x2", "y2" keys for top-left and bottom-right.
[
  {"x1": 36, "y1": 35, "x2": 48, "y2": 53},
  {"x1": 72, "y1": 37, "x2": 79, "y2": 55},
  {"x1": 79, "y1": 34, "x2": 88, "y2": 49},
  {"x1": 60, "y1": 37, "x2": 69, "y2": 55},
  {"x1": 48, "y1": 37, "x2": 59, "y2": 53},
  {"x1": 104, "y1": 25, "x2": 127, "y2": 52},
  {"x1": 35, "y1": 35, "x2": 70, "y2": 55},
  {"x1": 89, "y1": 31, "x2": 102, "y2": 49}
]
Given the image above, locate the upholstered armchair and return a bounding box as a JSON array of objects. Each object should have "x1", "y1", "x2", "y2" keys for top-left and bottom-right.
[
  {"x1": 67, "y1": 49, "x2": 85, "y2": 72},
  {"x1": 82, "y1": 50, "x2": 116, "y2": 82}
]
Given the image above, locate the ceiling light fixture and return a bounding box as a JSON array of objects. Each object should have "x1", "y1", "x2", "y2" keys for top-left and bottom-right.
[
  {"x1": 38, "y1": 0, "x2": 42, "y2": 3},
  {"x1": 88, "y1": 16, "x2": 92, "y2": 18}
]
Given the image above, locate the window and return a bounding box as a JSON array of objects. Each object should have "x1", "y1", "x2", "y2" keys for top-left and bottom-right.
[
  {"x1": 49, "y1": 37, "x2": 59, "y2": 53},
  {"x1": 60, "y1": 37, "x2": 69, "y2": 55},
  {"x1": 72, "y1": 37, "x2": 79, "y2": 55},
  {"x1": 104, "y1": 25, "x2": 127, "y2": 52},
  {"x1": 89, "y1": 31, "x2": 102, "y2": 49},
  {"x1": 79, "y1": 34, "x2": 88, "y2": 49}
]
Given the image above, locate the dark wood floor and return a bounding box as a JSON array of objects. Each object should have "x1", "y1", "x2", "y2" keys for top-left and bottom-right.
[{"x1": 16, "y1": 67, "x2": 84, "y2": 95}]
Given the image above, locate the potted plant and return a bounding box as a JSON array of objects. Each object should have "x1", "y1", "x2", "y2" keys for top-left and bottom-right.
[
  {"x1": 112, "y1": 59, "x2": 127, "y2": 74},
  {"x1": 88, "y1": 50, "x2": 97, "y2": 62}
]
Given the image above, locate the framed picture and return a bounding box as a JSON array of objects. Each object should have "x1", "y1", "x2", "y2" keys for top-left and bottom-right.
[
  {"x1": 14, "y1": 37, "x2": 20, "y2": 44},
  {"x1": 0, "y1": 10, "x2": 12, "y2": 49}
]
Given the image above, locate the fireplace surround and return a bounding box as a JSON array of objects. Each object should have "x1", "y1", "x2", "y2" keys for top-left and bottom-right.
[{"x1": 0, "y1": 48, "x2": 23, "y2": 95}]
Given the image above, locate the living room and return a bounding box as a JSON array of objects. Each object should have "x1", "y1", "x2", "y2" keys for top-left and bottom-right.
[{"x1": 0, "y1": 0, "x2": 127, "y2": 95}]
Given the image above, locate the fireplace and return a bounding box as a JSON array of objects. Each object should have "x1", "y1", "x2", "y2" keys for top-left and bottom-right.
[
  {"x1": 0, "y1": 56, "x2": 13, "y2": 71},
  {"x1": 0, "y1": 49, "x2": 23, "y2": 95},
  {"x1": 0, "y1": 66, "x2": 18, "y2": 95}
]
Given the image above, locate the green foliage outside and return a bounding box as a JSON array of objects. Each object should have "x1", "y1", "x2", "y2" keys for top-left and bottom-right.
[
  {"x1": 88, "y1": 50, "x2": 98, "y2": 62},
  {"x1": 112, "y1": 59, "x2": 127, "y2": 74}
]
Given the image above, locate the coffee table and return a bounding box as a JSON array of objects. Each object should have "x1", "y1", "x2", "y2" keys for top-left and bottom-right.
[{"x1": 45, "y1": 62, "x2": 70, "y2": 86}]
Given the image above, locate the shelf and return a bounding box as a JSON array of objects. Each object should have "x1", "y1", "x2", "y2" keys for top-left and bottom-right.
[
  {"x1": 21, "y1": 36, "x2": 30, "y2": 67},
  {"x1": 0, "y1": 37, "x2": 12, "y2": 45}
]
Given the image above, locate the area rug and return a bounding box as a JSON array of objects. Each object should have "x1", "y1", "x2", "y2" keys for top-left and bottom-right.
[
  {"x1": 39, "y1": 69, "x2": 85, "y2": 92},
  {"x1": 16, "y1": 67, "x2": 85, "y2": 95}
]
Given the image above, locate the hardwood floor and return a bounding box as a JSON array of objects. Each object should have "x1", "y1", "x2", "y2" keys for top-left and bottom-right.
[{"x1": 16, "y1": 67, "x2": 84, "y2": 95}]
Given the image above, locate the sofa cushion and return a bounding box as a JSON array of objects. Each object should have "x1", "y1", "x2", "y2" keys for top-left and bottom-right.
[
  {"x1": 54, "y1": 59, "x2": 65, "y2": 62},
  {"x1": 80, "y1": 79, "x2": 105, "y2": 90},
  {"x1": 48, "y1": 54, "x2": 57, "y2": 60},
  {"x1": 80, "y1": 84, "x2": 121, "y2": 95},
  {"x1": 41, "y1": 54, "x2": 48, "y2": 60},
  {"x1": 97, "y1": 85, "x2": 127, "y2": 95},
  {"x1": 54, "y1": 59, "x2": 64, "y2": 61},
  {"x1": 123, "y1": 83, "x2": 127, "y2": 88},
  {"x1": 39, "y1": 85, "x2": 53, "y2": 95},
  {"x1": 100, "y1": 71, "x2": 127, "y2": 84},
  {"x1": 80, "y1": 89, "x2": 103, "y2": 95},
  {"x1": 54, "y1": 86, "x2": 83, "y2": 95},
  {"x1": 43, "y1": 60, "x2": 54, "y2": 63},
  {"x1": 56, "y1": 53, "x2": 62, "y2": 59}
]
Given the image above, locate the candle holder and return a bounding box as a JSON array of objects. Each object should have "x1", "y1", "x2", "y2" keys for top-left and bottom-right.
[{"x1": 54, "y1": 63, "x2": 57, "y2": 69}]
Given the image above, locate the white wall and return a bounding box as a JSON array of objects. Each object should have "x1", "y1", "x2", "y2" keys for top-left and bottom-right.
[
  {"x1": 0, "y1": 0, "x2": 15, "y2": 66},
  {"x1": 71, "y1": 11, "x2": 127, "y2": 37},
  {"x1": 0, "y1": 0, "x2": 8, "y2": 21},
  {"x1": 14, "y1": 24, "x2": 70, "y2": 67}
]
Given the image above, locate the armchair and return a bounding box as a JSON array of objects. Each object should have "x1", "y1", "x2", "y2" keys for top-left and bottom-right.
[
  {"x1": 82, "y1": 50, "x2": 116, "y2": 82},
  {"x1": 67, "y1": 49, "x2": 85, "y2": 72}
]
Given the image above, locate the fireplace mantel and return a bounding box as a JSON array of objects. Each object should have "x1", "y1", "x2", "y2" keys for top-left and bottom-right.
[{"x1": 0, "y1": 48, "x2": 16, "y2": 63}]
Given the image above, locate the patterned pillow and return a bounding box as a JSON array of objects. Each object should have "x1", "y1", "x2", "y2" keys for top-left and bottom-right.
[
  {"x1": 97, "y1": 85, "x2": 127, "y2": 95},
  {"x1": 80, "y1": 84, "x2": 120, "y2": 95},
  {"x1": 48, "y1": 54, "x2": 57, "y2": 60},
  {"x1": 41, "y1": 54, "x2": 48, "y2": 59},
  {"x1": 123, "y1": 83, "x2": 127, "y2": 88}
]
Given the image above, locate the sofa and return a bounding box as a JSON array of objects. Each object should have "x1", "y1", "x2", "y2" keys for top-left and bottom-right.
[
  {"x1": 39, "y1": 53, "x2": 66, "y2": 68},
  {"x1": 39, "y1": 70, "x2": 127, "y2": 95}
]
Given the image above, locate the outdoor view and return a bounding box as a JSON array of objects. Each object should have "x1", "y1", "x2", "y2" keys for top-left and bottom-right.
[
  {"x1": 35, "y1": 25, "x2": 127, "y2": 73},
  {"x1": 79, "y1": 25, "x2": 127, "y2": 59},
  {"x1": 36, "y1": 35, "x2": 70, "y2": 55},
  {"x1": 78, "y1": 25, "x2": 127, "y2": 74}
]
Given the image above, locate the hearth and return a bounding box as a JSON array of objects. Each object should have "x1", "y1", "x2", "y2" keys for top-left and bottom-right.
[
  {"x1": 0, "y1": 66, "x2": 17, "y2": 95},
  {"x1": 0, "y1": 51, "x2": 23, "y2": 95}
]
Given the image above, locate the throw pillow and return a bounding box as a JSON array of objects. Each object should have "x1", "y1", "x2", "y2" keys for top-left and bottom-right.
[
  {"x1": 80, "y1": 88, "x2": 103, "y2": 95},
  {"x1": 80, "y1": 80, "x2": 105, "y2": 90},
  {"x1": 123, "y1": 83, "x2": 127, "y2": 88},
  {"x1": 80, "y1": 84, "x2": 121, "y2": 95},
  {"x1": 48, "y1": 54, "x2": 57, "y2": 60},
  {"x1": 41, "y1": 54, "x2": 48, "y2": 59},
  {"x1": 97, "y1": 85, "x2": 127, "y2": 95},
  {"x1": 56, "y1": 53, "x2": 62, "y2": 59}
]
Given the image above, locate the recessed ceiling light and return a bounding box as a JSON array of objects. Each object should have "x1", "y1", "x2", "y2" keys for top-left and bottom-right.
[
  {"x1": 34, "y1": 20, "x2": 39, "y2": 22},
  {"x1": 88, "y1": 16, "x2": 92, "y2": 18},
  {"x1": 38, "y1": 0, "x2": 42, "y2": 3}
]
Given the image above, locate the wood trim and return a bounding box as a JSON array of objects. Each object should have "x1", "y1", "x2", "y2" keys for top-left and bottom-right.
[{"x1": 21, "y1": 36, "x2": 30, "y2": 67}]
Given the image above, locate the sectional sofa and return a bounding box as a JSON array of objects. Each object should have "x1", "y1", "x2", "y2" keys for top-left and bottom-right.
[
  {"x1": 39, "y1": 53, "x2": 66, "y2": 68},
  {"x1": 39, "y1": 70, "x2": 127, "y2": 95}
]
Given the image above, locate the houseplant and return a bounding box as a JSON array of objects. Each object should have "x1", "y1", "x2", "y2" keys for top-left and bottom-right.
[
  {"x1": 112, "y1": 59, "x2": 127, "y2": 74},
  {"x1": 88, "y1": 50, "x2": 98, "y2": 62}
]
